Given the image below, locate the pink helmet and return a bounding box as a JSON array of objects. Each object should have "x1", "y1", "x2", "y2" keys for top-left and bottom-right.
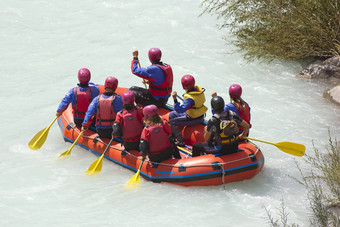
[
  {"x1": 104, "y1": 76, "x2": 118, "y2": 90},
  {"x1": 181, "y1": 75, "x2": 195, "y2": 90},
  {"x1": 148, "y1": 48, "x2": 162, "y2": 63},
  {"x1": 122, "y1": 90, "x2": 135, "y2": 105},
  {"x1": 78, "y1": 68, "x2": 91, "y2": 84},
  {"x1": 229, "y1": 84, "x2": 242, "y2": 98},
  {"x1": 143, "y1": 104, "x2": 158, "y2": 120}
]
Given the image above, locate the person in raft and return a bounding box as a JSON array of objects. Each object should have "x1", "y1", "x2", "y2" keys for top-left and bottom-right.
[
  {"x1": 56, "y1": 68, "x2": 100, "y2": 128},
  {"x1": 112, "y1": 90, "x2": 144, "y2": 151},
  {"x1": 212, "y1": 84, "x2": 251, "y2": 136},
  {"x1": 191, "y1": 96, "x2": 250, "y2": 157},
  {"x1": 129, "y1": 48, "x2": 173, "y2": 108},
  {"x1": 139, "y1": 105, "x2": 181, "y2": 163},
  {"x1": 169, "y1": 74, "x2": 208, "y2": 126},
  {"x1": 81, "y1": 76, "x2": 123, "y2": 139}
]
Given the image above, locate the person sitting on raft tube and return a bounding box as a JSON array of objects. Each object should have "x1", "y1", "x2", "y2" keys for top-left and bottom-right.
[
  {"x1": 56, "y1": 68, "x2": 100, "y2": 128},
  {"x1": 130, "y1": 48, "x2": 173, "y2": 108},
  {"x1": 212, "y1": 84, "x2": 251, "y2": 136},
  {"x1": 112, "y1": 91, "x2": 144, "y2": 151},
  {"x1": 169, "y1": 74, "x2": 208, "y2": 126},
  {"x1": 81, "y1": 76, "x2": 123, "y2": 139},
  {"x1": 140, "y1": 105, "x2": 181, "y2": 163},
  {"x1": 192, "y1": 96, "x2": 250, "y2": 157}
]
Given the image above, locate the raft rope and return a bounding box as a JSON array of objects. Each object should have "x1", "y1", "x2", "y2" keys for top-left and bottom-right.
[
  {"x1": 220, "y1": 163, "x2": 226, "y2": 190},
  {"x1": 64, "y1": 116, "x2": 260, "y2": 170}
]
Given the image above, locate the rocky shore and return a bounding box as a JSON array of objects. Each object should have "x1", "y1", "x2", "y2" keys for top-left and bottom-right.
[{"x1": 296, "y1": 56, "x2": 340, "y2": 106}]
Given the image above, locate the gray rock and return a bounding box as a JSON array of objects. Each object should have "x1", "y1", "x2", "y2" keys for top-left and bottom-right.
[
  {"x1": 324, "y1": 85, "x2": 340, "y2": 106},
  {"x1": 324, "y1": 56, "x2": 340, "y2": 67},
  {"x1": 297, "y1": 56, "x2": 340, "y2": 80},
  {"x1": 298, "y1": 56, "x2": 340, "y2": 106}
]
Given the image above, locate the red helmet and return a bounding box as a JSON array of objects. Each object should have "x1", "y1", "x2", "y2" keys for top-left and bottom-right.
[
  {"x1": 181, "y1": 75, "x2": 195, "y2": 90},
  {"x1": 148, "y1": 48, "x2": 162, "y2": 63},
  {"x1": 78, "y1": 68, "x2": 91, "y2": 84},
  {"x1": 122, "y1": 90, "x2": 135, "y2": 105},
  {"x1": 104, "y1": 76, "x2": 118, "y2": 90},
  {"x1": 229, "y1": 84, "x2": 242, "y2": 98},
  {"x1": 143, "y1": 104, "x2": 158, "y2": 120}
]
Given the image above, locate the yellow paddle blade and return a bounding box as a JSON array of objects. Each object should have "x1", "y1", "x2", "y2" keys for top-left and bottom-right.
[
  {"x1": 28, "y1": 127, "x2": 49, "y2": 150},
  {"x1": 28, "y1": 116, "x2": 58, "y2": 150},
  {"x1": 275, "y1": 142, "x2": 305, "y2": 157},
  {"x1": 125, "y1": 170, "x2": 141, "y2": 189},
  {"x1": 59, "y1": 149, "x2": 72, "y2": 158},
  {"x1": 246, "y1": 137, "x2": 305, "y2": 157},
  {"x1": 85, "y1": 155, "x2": 104, "y2": 176},
  {"x1": 59, "y1": 130, "x2": 84, "y2": 158}
]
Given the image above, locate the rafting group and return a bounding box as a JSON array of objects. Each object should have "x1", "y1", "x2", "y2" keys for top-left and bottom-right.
[{"x1": 54, "y1": 48, "x2": 252, "y2": 163}]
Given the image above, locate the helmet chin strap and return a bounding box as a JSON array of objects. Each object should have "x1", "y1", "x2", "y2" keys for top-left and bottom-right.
[
  {"x1": 77, "y1": 83, "x2": 89, "y2": 88},
  {"x1": 124, "y1": 104, "x2": 134, "y2": 111}
]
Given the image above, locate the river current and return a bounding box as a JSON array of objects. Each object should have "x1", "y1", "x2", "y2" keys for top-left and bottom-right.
[{"x1": 1, "y1": 0, "x2": 340, "y2": 226}]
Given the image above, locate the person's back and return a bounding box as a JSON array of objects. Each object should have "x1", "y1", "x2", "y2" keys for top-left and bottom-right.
[
  {"x1": 140, "y1": 105, "x2": 181, "y2": 163},
  {"x1": 130, "y1": 48, "x2": 173, "y2": 108},
  {"x1": 192, "y1": 96, "x2": 250, "y2": 157},
  {"x1": 56, "y1": 68, "x2": 99, "y2": 128},
  {"x1": 82, "y1": 76, "x2": 123, "y2": 139},
  {"x1": 212, "y1": 84, "x2": 251, "y2": 135},
  {"x1": 209, "y1": 111, "x2": 241, "y2": 154},
  {"x1": 227, "y1": 84, "x2": 251, "y2": 134},
  {"x1": 169, "y1": 75, "x2": 207, "y2": 126},
  {"x1": 112, "y1": 91, "x2": 144, "y2": 151}
]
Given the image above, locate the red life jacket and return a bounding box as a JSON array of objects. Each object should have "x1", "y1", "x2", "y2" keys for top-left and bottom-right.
[
  {"x1": 120, "y1": 108, "x2": 143, "y2": 141},
  {"x1": 96, "y1": 95, "x2": 116, "y2": 127},
  {"x1": 148, "y1": 64, "x2": 173, "y2": 96},
  {"x1": 147, "y1": 124, "x2": 171, "y2": 155},
  {"x1": 72, "y1": 87, "x2": 93, "y2": 118},
  {"x1": 233, "y1": 101, "x2": 251, "y2": 131}
]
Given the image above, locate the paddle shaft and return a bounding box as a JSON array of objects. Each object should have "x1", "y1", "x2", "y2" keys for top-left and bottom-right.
[
  {"x1": 102, "y1": 137, "x2": 115, "y2": 156},
  {"x1": 134, "y1": 158, "x2": 144, "y2": 178},
  {"x1": 176, "y1": 95, "x2": 184, "y2": 102},
  {"x1": 69, "y1": 130, "x2": 84, "y2": 150},
  {"x1": 60, "y1": 130, "x2": 85, "y2": 157},
  {"x1": 245, "y1": 137, "x2": 275, "y2": 146},
  {"x1": 138, "y1": 59, "x2": 148, "y2": 90}
]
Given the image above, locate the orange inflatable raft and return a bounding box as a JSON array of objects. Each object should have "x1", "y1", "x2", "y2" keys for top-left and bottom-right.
[{"x1": 57, "y1": 86, "x2": 264, "y2": 187}]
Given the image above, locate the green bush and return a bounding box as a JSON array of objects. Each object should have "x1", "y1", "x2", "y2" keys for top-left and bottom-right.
[
  {"x1": 201, "y1": 0, "x2": 340, "y2": 61},
  {"x1": 266, "y1": 132, "x2": 340, "y2": 226}
]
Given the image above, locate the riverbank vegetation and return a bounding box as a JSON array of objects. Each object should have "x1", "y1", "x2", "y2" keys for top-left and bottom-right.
[
  {"x1": 266, "y1": 133, "x2": 340, "y2": 226},
  {"x1": 201, "y1": 0, "x2": 340, "y2": 61}
]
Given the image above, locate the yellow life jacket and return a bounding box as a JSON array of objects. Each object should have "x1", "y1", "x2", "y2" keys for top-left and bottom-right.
[{"x1": 183, "y1": 85, "x2": 208, "y2": 119}]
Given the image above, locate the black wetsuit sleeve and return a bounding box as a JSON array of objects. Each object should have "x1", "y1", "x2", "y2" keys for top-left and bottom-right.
[
  {"x1": 112, "y1": 122, "x2": 123, "y2": 137},
  {"x1": 139, "y1": 139, "x2": 149, "y2": 156}
]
